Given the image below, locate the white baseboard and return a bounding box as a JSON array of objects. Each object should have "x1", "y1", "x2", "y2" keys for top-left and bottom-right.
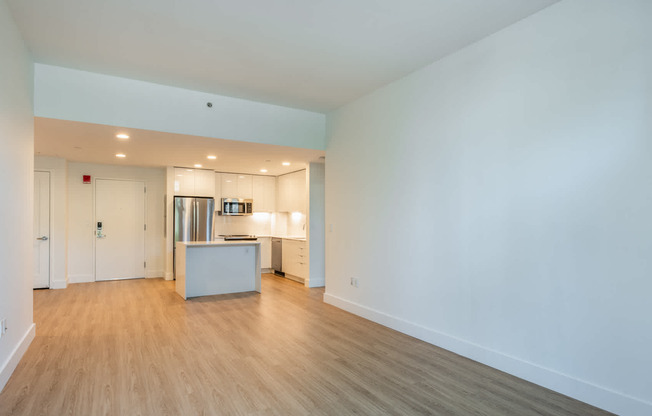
[
  {"x1": 323, "y1": 293, "x2": 652, "y2": 416},
  {"x1": 284, "y1": 273, "x2": 305, "y2": 284},
  {"x1": 146, "y1": 270, "x2": 164, "y2": 278},
  {"x1": 0, "y1": 323, "x2": 36, "y2": 393},
  {"x1": 67, "y1": 274, "x2": 93, "y2": 283},
  {"x1": 49, "y1": 279, "x2": 67, "y2": 289}
]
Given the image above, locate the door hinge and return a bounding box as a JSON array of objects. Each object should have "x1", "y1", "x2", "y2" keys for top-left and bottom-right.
[
  {"x1": 144, "y1": 261, "x2": 147, "y2": 268},
  {"x1": 144, "y1": 187, "x2": 147, "y2": 193},
  {"x1": 144, "y1": 224, "x2": 147, "y2": 231}
]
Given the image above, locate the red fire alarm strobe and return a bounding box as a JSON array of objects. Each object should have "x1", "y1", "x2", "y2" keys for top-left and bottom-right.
[{"x1": 83, "y1": 175, "x2": 91, "y2": 184}]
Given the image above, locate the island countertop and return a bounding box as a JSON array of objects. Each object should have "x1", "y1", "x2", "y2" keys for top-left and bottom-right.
[
  {"x1": 175, "y1": 241, "x2": 261, "y2": 300},
  {"x1": 183, "y1": 241, "x2": 261, "y2": 247}
]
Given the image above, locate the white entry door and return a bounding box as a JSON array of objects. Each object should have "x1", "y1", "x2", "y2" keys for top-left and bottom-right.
[
  {"x1": 95, "y1": 179, "x2": 146, "y2": 281},
  {"x1": 33, "y1": 171, "x2": 50, "y2": 288}
]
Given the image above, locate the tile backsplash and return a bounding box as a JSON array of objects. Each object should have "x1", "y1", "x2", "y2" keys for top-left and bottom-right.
[
  {"x1": 286, "y1": 212, "x2": 307, "y2": 237},
  {"x1": 213, "y1": 212, "x2": 306, "y2": 238}
]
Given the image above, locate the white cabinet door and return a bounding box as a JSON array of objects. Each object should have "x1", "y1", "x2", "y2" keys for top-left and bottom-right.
[
  {"x1": 276, "y1": 174, "x2": 291, "y2": 212},
  {"x1": 292, "y1": 170, "x2": 306, "y2": 214},
  {"x1": 221, "y1": 173, "x2": 238, "y2": 197},
  {"x1": 277, "y1": 170, "x2": 306, "y2": 213},
  {"x1": 252, "y1": 176, "x2": 265, "y2": 211},
  {"x1": 263, "y1": 176, "x2": 276, "y2": 212},
  {"x1": 258, "y1": 237, "x2": 271, "y2": 269},
  {"x1": 282, "y1": 239, "x2": 308, "y2": 280},
  {"x1": 294, "y1": 240, "x2": 308, "y2": 278},
  {"x1": 174, "y1": 168, "x2": 195, "y2": 195},
  {"x1": 282, "y1": 239, "x2": 294, "y2": 275},
  {"x1": 194, "y1": 170, "x2": 215, "y2": 197},
  {"x1": 175, "y1": 168, "x2": 215, "y2": 197},
  {"x1": 252, "y1": 176, "x2": 276, "y2": 212},
  {"x1": 237, "y1": 174, "x2": 253, "y2": 199},
  {"x1": 214, "y1": 173, "x2": 222, "y2": 201}
]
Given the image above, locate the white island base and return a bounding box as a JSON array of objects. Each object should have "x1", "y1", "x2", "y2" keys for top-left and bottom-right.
[{"x1": 175, "y1": 241, "x2": 261, "y2": 300}]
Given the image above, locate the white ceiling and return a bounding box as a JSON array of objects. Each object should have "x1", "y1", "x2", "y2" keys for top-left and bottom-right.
[
  {"x1": 19, "y1": 0, "x2": 557, "y2": 172},
  {"x1": 35, "y1": 118, "x2": 325, "y2": 176},
  {"x1": 8, "y1": 0, "x2": 558, "y2": 112}
]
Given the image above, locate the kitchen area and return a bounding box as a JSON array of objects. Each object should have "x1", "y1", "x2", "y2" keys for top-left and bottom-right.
[
  {"x1": 169, "y1": 164, "x2": 325, "y2": 299},
  {"x1": 32, "y1": 118, "x2": 325, "y2": 294}
]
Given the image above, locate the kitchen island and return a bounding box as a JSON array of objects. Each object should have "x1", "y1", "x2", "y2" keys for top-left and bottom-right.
[{"x1": 175, "y1": 241, "x2": 261, "y2": 300}]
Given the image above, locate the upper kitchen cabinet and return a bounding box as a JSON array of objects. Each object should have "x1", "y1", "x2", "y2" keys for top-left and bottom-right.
[
  {"x1": 237, "y1": 175, "x2": 253, "y2": 199},
  {"x1": 221, "y1": 173, "x2": 237, "y2": 197},
  {"x1": 220, "y1": 173, "x2": 252, "y2": 199},
  {"x1": 174, "y1": 168, "x2": 215, "y2": 197},
  {"x1": 277, "y1": 170, "x2": 306, "y2": 213},
  {"x1": 214, "y1": 172, "x2": 222, "y2": 202},
  {"x1": 194, "y1": 170, "x2": 215, "y2": 197},
  {"x1": 252, "y1": 175, "x2": 276, "y2": 212}
]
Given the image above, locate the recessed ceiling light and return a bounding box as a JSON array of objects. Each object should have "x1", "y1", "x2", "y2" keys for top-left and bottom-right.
[
  {"x1": 194, "y1": 164, "x2": 202, "y2": 168},
  {"x1": 260, "y1": 169, "x2": 268, "y2": 173},
  {"x1": 116, "y1": 133, "x2": 129, "y2": 139},
  {"x1": 282, "y1": 162, "x2": 291, "y2": 166},
  {"x1": 207, "y1": 155, "x2": 217, "y2": 160},
  {"x1": 115, "y1": 153, "x2": 126, "y2": 158}
]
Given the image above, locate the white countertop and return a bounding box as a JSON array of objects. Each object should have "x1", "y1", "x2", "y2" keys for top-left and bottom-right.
[
  {"x1": 180, "y1": 241, "x2": 260, "y2": 247},
  {"x1": 243, "y1": 236, "x2": 306, "y2": 241}
]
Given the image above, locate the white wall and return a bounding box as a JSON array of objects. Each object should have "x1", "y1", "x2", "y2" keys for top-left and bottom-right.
[
  {"x1": 324, "y1": 1, "x2": 652, "y2": 415},
  {"x1": 67, "y1": 162, "x2": 165, "y2": 282},
  {"x1": 0, "y1": 0, "x2": 35, "y2": 392},
  {"x1": 164, "y1": 166, "x2": 175, "y2": 279},
  {"x1": 34, "y1": 64, "x2": 326, "y2": 150},
  {"x1": 307, "y1": 162, "x2": 325, "y2": 287},
  {"x1": 34, "y1": 156, "x2": 68, "y2": 289}
]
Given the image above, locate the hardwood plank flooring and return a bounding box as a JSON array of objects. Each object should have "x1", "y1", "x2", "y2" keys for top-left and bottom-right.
[{"x1": 0, "y1": 275, "x2": 611, "y2": 415}]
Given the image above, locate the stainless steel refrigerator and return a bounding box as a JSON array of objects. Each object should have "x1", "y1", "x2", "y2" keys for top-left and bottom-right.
[{"x1": 174, "y1": 196, "x2": 215, "y2": 276}]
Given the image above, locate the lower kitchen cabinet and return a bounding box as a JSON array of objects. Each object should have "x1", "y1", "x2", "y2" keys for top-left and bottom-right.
[
  {"x1": 282, "y1": 239, "x2": 308, "y2": 282},
  {"x1": 258, "y1": 237, "x2": 272, "y2": 269}
]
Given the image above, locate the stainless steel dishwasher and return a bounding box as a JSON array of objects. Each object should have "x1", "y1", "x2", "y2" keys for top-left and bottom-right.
[{"x1": 272, "y1": 238, "x2": 284, "y2": 276}]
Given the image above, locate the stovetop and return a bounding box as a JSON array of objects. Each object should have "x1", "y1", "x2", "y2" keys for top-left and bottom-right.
[{"x1": 219, "y1": 234, "x2": 258, "y2": 241}]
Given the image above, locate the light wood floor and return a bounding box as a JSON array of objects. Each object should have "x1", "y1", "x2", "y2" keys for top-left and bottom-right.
[{"x1": 0, "y1": 275, "x2": 610, "y2": 416}]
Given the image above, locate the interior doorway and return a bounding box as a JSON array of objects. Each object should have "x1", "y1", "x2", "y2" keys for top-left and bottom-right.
[
  {"x1": 33, "y1": 171, "x2": 50, "y2": 289},
  {"x1": 95, "y1": 179, "x2": 146, "y2": 281}
]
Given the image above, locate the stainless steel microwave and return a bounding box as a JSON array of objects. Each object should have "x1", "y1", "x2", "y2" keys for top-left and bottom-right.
[{"x1": 220, "y1": 198, "x2": 253, "y2": 216}]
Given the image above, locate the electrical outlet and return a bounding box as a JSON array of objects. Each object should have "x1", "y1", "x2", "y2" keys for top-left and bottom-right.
[{"x1": 350, "y1": 277, "x2": 359, "y2": 288}]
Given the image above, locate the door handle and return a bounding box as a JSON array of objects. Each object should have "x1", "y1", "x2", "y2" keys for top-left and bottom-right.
[{"x1": 36, "y1": 236, "x2": 48, "y2": 241}]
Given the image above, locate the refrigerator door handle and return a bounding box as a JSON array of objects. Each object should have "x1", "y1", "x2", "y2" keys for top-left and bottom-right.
[{"x1": 192, "y1": 199, "x2": 198, "y2": 241}]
